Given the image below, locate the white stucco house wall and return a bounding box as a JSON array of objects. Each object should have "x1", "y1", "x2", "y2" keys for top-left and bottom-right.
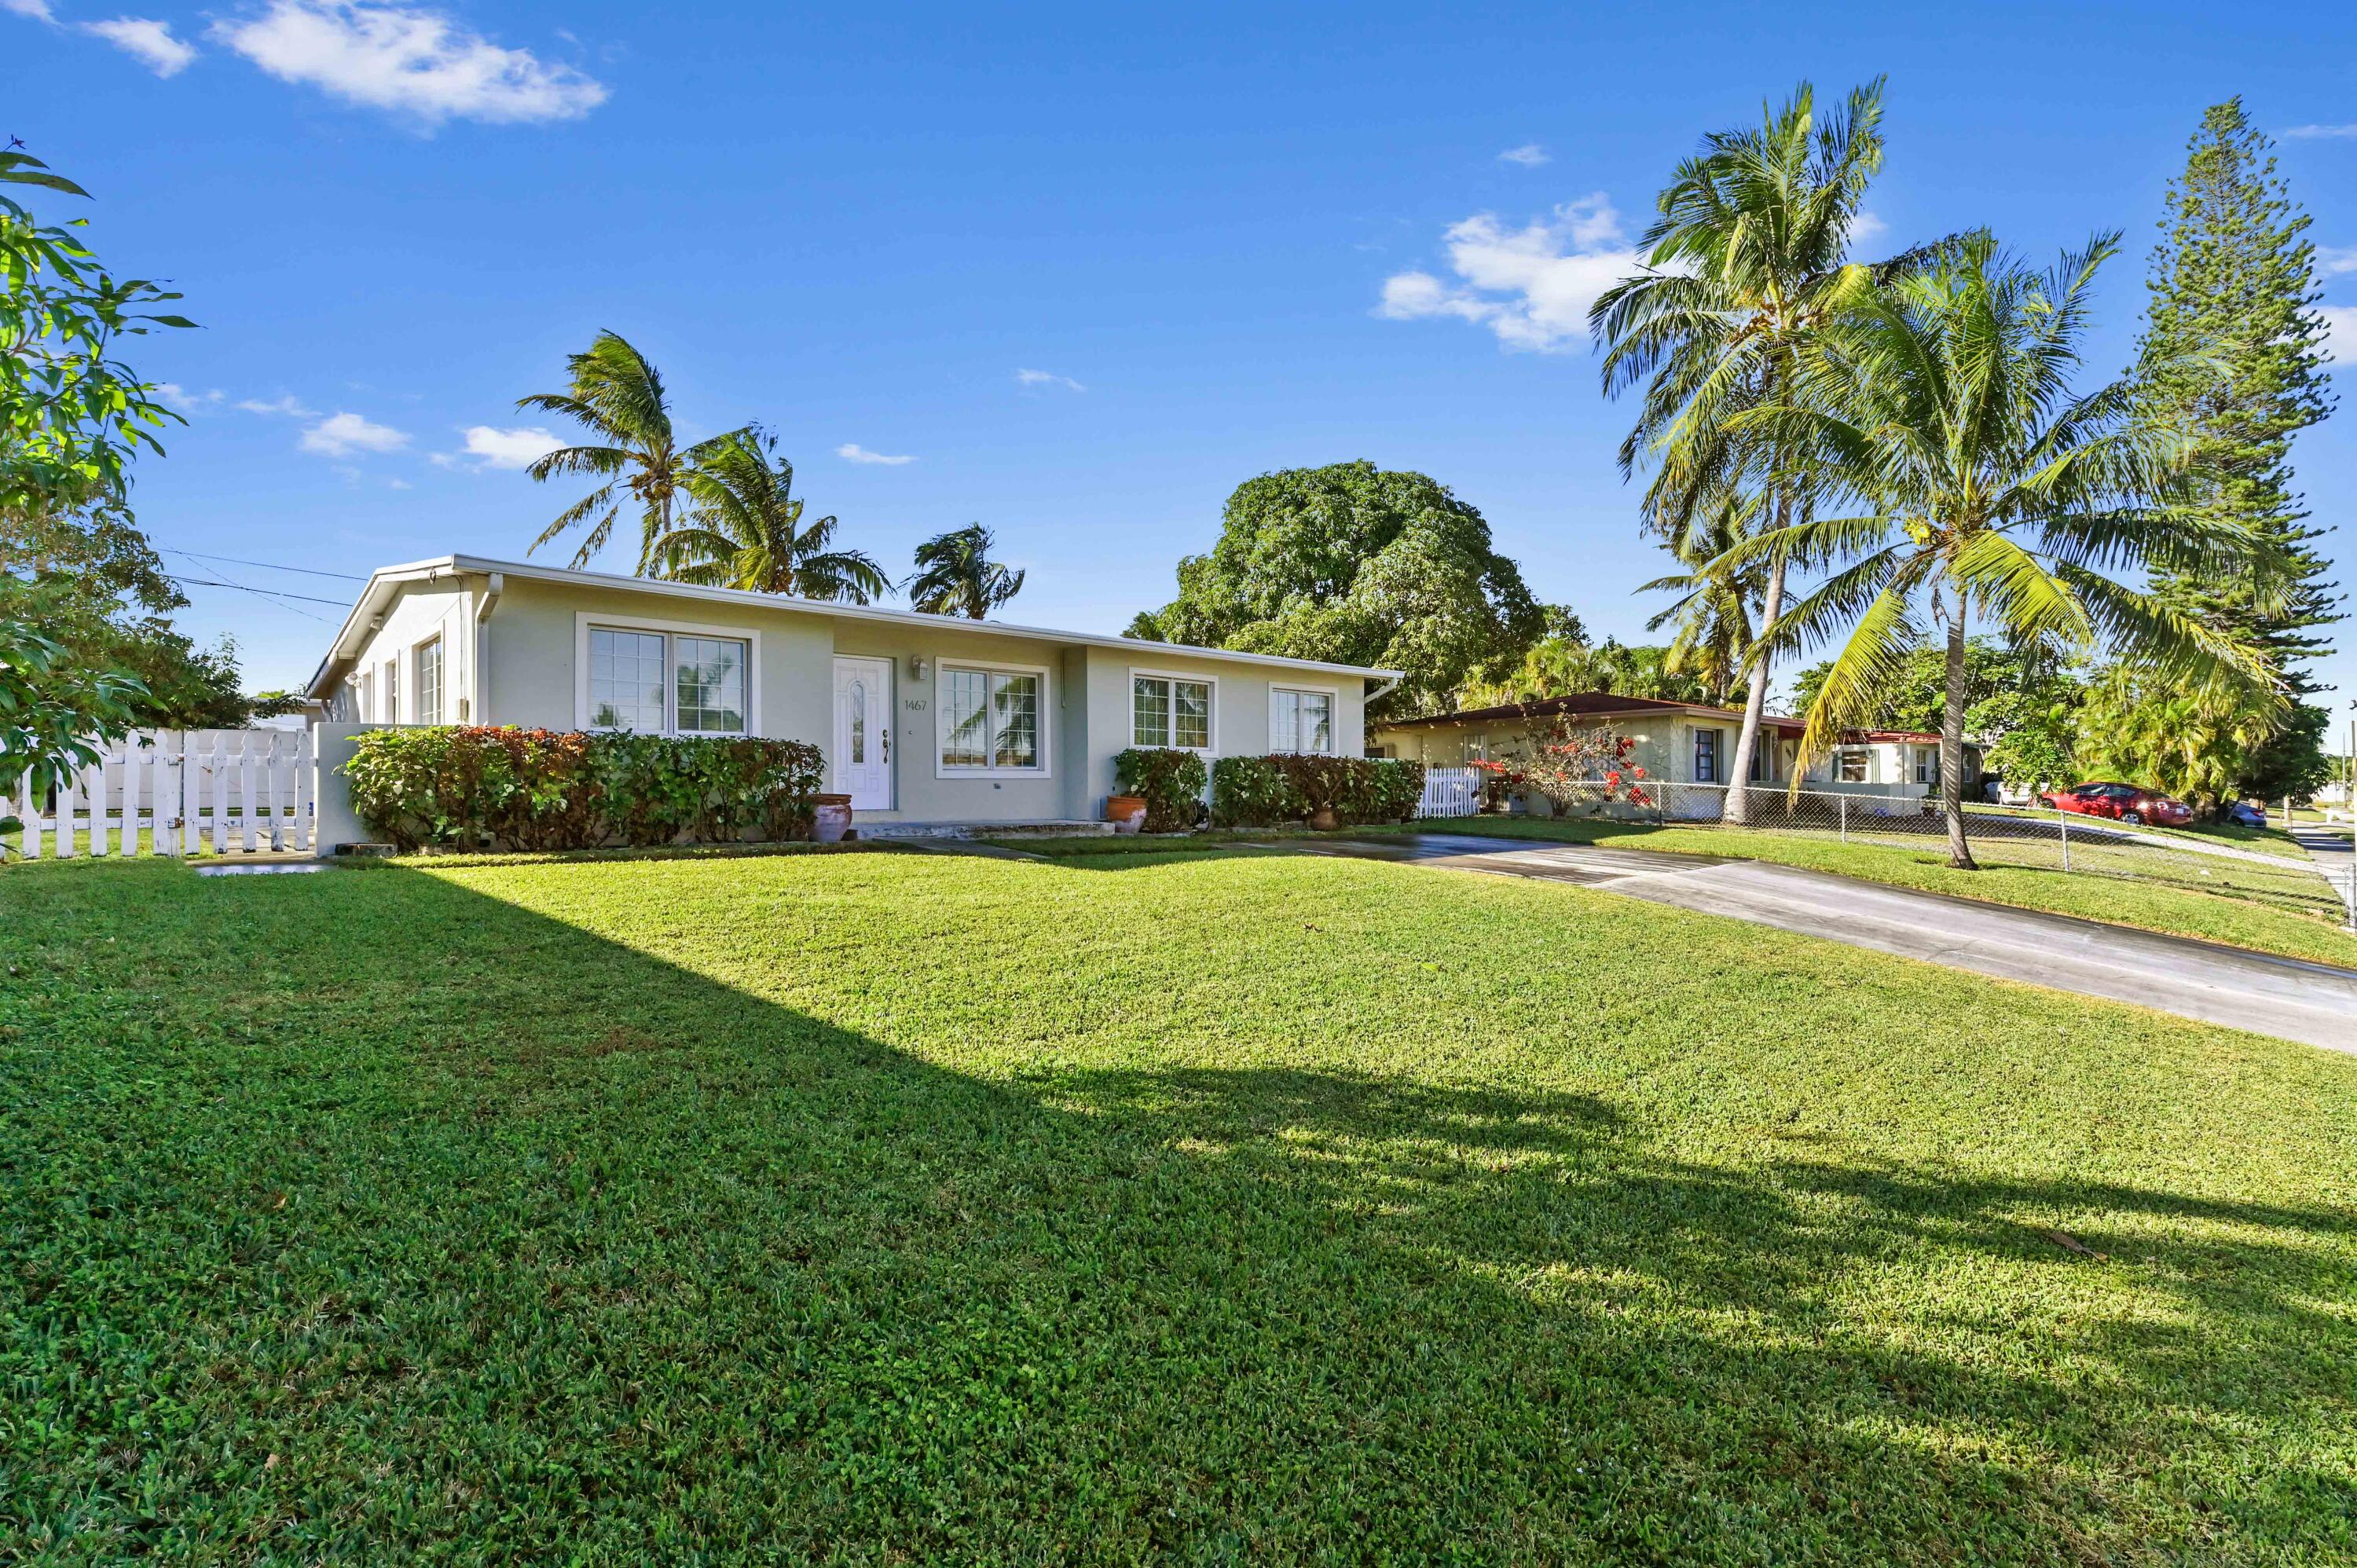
[{"x1": 303, "y1": 555, "x2": 1398, "y2": 827}]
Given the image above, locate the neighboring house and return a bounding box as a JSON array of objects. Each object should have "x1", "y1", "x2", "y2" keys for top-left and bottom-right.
[
  {"x1": 1801, "y1": 729, "x2": 1985, "y2": 800},
  {"x1": 1369, "y1": 694, "x2": 1981, "y2": 811},
  {"x1": 304, "y1": 554, "x2": 1398, "y2": 826},
  {"x1": 1369, "y1": 692, "x2": 1808, "y2": 801}
]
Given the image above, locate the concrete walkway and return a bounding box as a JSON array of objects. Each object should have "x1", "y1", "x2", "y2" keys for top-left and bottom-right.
[{"x1": 1296, "y1": 833, "x2": 2357, "y2": 1054}]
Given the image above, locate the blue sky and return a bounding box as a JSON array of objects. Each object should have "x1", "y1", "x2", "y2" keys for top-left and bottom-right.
[{"x1": 10, "y1": 0, "x2": 2357, "y2": 739}]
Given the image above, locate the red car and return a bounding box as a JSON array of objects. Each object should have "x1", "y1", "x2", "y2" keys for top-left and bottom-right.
[{"x1": 2040, "y1": 781, "x2": 2194, "y2": 828}]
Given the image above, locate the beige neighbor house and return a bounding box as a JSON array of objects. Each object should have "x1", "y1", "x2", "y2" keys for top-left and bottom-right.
[
  {"x1": 304, "y1": 555, "x2": 1399, "y2": 829},
  {"x1": 1369, "y1": 692, "x2": 1981, "y2": 814}
]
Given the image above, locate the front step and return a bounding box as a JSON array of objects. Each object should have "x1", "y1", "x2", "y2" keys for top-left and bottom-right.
[{"x1": 858, "y1": 819, "x2": 1116, "y2": 841}]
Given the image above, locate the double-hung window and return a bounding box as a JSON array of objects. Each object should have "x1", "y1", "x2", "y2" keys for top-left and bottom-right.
[
  {"x1": 1270, "y1": 687, "x2": 1334, "y2": 755},
  {"x1": 384, "y1": 660, "x2": 399, "y2": 724},
  {"x1": 586, "y1": 625, "x2": 750, "y2": 735},
  {"x1": 940, "y1": 663, "x2": 1044, "y2": 773},
  {"x1": 1131, "y1": 672, "x2": 1212, "y2": 750},
  {"x1": 1913, "y1": 746, "x2": 1940, "y2": 786},
  {"x1": 414, "y1": 637, "x2": 444, "y2": 725}
]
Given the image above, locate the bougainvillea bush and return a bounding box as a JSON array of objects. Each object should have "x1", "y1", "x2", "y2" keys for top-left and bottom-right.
[
  {"x1": 1113, "y1": 747, "x2": 1210, "y2": 833},
  {"x1": 1516, "y1": 721, "x2": 1651, "y2": 815},
  {"x1": 343, "y1": 727, "x2": 825, "y2": 852}
]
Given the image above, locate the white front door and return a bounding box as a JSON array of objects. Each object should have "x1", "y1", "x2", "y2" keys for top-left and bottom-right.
[{"x1": 832, "y1": 656, "x2": 893, "y2": 810}]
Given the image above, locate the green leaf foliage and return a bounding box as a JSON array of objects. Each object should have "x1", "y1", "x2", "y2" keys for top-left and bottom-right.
[
  {"x1": 1112, "y1": 746, "x2": 1208, "y2": 833},
  {"x1": 1135, "y1": 462, "x2": 1541, "y2": 718},
  {"x1": 343, "y1": 727, "x2": 825, "y2": 852}
]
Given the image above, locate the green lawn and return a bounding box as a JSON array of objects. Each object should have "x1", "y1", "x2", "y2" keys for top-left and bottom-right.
[{"x1": 6, "y1": 852, "x2": 2355, "y2": 1562}]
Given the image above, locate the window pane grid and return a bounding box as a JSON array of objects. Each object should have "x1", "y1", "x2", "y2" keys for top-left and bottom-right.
[
  {"x1": 992, "y1": 673, "x2": 1039, "y2": 769},
  {"x1": 675, "y1": 635, "x2": 748, "y2": 733},
  {"x1": 415, "y1": 639, "x2": 443, "y2": 725},
  {"x1": 943, "y1": 668, "x2": 990, "y2": 768},
  {"x1": 1132, "y1": 677, "x2": 1171, "y2": 748},
  {"x1": 1175, "y1": 680, "x2": 1210, "y2": 749},
  {"x1": 589, "y1": 628, "x2": 671, "y2": 731},
  {"x1": 941, "y1": 665, "x2": 1043, "y2": 771}
]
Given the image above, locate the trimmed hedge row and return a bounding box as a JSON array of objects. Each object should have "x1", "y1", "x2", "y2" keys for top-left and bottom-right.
[
  {"x1": 344, "y1": 727, "x2": 826, "y2": 852},
  {"x1": 1200, "y1": 753, "x2": 1426, "y2": 829}
]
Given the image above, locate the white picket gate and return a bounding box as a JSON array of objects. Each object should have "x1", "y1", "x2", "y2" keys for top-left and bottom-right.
[
  {"x1": 11, "y1": 728, "x2": 313, "y2": 859},
  {"x1": 1416, "y1": 765, "x2": 1483, "y2": 819}
]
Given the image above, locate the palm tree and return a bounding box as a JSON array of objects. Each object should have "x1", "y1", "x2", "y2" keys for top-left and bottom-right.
[
  {"x1": 1723, "y1": 231, "x2": 2282, "y2": 867},
  {"x1": 1589, "y1": 79, "x2": 1888, "y2": 819},
  {"x1": 518, "y1": 331, "x2": 745, "y2": 572},
  {"x1": 905, "y1": 523, "x2": 1025, "y2": 619},
  {"x1": 1640, "y1": 489, "x2": 1768, "y2": 709},
  {"x1": 647, "y1": 429, "x2": 889, "y2": 603}
]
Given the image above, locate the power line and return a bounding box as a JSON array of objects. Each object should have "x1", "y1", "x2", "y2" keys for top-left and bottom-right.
[
  {"x1": 163, "y1": 547, "x2": 368, "y2": 581},
  {"x1": 165, "y1": 573, "x2": 338, "y2": 621}
]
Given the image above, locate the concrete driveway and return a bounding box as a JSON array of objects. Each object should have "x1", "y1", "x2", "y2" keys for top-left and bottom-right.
[{"x1": 1294, "y1": 833, "x2": 2357, "y2": 1054}]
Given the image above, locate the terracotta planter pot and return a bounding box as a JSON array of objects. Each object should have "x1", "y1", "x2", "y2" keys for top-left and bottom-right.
[
  {"x1": 1106, "y1": 795, "x2": 1149, "y2": 835},
  {"x1": 812, "y1": 793, "x2": 854, "y2": 844},
  {"x1": 1308, "y1": 806, "x2": 1340, "y2": 832}
]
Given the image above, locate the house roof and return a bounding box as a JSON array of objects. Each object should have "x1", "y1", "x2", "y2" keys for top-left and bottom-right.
[
  {"x1": 305, "y1": 553, "x2": 1403, "y2": 699},
  {"x1": 1376, "y1": 691, "x2": 1807, "y2": 735}
]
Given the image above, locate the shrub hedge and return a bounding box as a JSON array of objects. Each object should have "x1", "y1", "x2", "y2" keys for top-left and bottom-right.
[
  {"x1": 344, "y1": 727, "x2": 826, "y2": 853},
  {"x1": 1113, "y1": 747, "x2": 1210, "y2": 833},
  {"x1": 1209, "y1": 755, "x2": 1424, "y2": 828}
]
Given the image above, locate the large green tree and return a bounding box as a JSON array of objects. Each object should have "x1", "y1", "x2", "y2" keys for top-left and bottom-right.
[
  {"x1": 1731, "y1": 232, "x2": 2280, "y2": 866},
  {"x1": 1131, "y1": 461, "x2": 1540, "y2": 717},
  {"x1": 2133, "y1": 98, "x2": 2339, "y2": 800},
  {"x1": 650, "y1": 430, "x2": 889, "y2": 603},
  {"x1": 1591, "y1": 79, "x2": 1887, "y2": 820},
  {"x1": 519, "y1": 332, "x2": 746, "y2": 573}
]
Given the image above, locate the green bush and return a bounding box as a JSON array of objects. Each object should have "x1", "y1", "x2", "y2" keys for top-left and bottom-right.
[
  {"x1": 1210, "y1": 755, "x2": 1307, "y2": 827},
  {"x1": 343, "y1": 728, "x2": 825, "y2": 853},
  {"x1": 1113, "y1": 747, "x2": 1209, "y2": 833},
  {"x1": 1208, "y1": 755, "x2": 1428, "y2": 828}
]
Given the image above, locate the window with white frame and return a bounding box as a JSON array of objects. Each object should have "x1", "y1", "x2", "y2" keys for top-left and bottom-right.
[
  {"x1": 1914, "y1": 745, "x2": 1940, "y2": 786},
  {"x1": 1131, "y1": 673, "x2": 1211, "y2": 750},
  {"x1": 384, "y1": 659, "x2": 399, "y2": 723},
  {"x1": 940, "y1": 663, "x2": 1043, "y2": 772},
  {"x1": 1270, "y1": 687, "x2": 1334, "y2": 754},
  {"x1": 1836, "y1": 747, "x2": 1869, "y2": 784},
  {"x1": 414, "y1": 637, "x2": 444, "y2": 725},
  {"x1": 587, "y1": 625, "x2": 750, "y2": 735}
]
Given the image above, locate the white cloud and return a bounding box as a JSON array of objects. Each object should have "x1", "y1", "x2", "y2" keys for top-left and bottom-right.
[
  {"x1": 238, "y1": 394, "x2": 319, "y2": 417},
  {"x1": 211, "y1": 1, "x2": 608, "y2": 126},
  {"x1": 155, "y1": 383, "x2": 225, "y2": 412},
  {"x1": 1015, "y1": 368, "x2": 1084, "y2": 391},
  {"x1": 2283, "y1": 123, "x2": 2357, "y2": 139},
  {"x1": 1377, "y1": 192, "x2": 1640, "y2": 352},
  {"x1": 1497, "y1": 143, "x2": 1549, "y2": 167},
  {"x1": 2315, "y1": 245, "x2": 2357, "y2": 277},
  {"x1": 2319, "y1": 306, "x2": 2357, "y2": 370},
  {"x1": 455, "y1": 423, "x2": 563, "y2": 469},
  {"x1": 82, "y1": 16, "x2": 197, "y2": 75},
  {"x1": 3, "y1": 0, "x2": 56, "y2": 21},
  {"x1": 299, "y1": 410, "x2": 409, "y2": 456},
  {"x1": 1850, "y1": 210, "x2": 1890, "y2": 248},
  {"x1": 836, "y1": 442, "x2": 914, "y2": 465}
]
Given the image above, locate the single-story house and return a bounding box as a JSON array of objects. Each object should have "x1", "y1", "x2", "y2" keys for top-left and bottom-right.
[
  {"x1": 304, "y1": 554, "x2": 1398, "y2": 827},
  {"x1": 1370, "y1": 693, "x2": 1807, "y2": 793},
  {"x1": 1369, "y1": 694, "x2": 1981, "y2": 810}
]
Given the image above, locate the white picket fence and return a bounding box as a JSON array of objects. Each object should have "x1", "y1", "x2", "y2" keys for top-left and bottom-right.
[
  {"x1": 11, "y1": 729, "x2": 313, "y2": 859},
  {"x1": 1416, "y1": 764, "x2": 1483, "y2": 819}
]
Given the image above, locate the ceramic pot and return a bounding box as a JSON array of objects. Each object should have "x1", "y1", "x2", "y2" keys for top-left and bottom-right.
[
  {"x1": 1106, "y1": 795, "x2": 1149, "y2": 835},
  {"x1": 812, "y1": 793, "x2": 854, "y2": 844}
]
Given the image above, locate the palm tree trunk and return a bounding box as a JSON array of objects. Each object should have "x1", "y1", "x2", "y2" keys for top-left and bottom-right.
[
  {"x1": 1722, "y1": 493, "x2": 1789, "y2": 826},
  {"x1": 1942, "y1": 591, "x2": 1977, "y2": 870}
]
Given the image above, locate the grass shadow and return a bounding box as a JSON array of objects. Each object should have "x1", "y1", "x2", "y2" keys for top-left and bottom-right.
[{"x1": 3, "y1": 856, "x2": 2352, "y2": 1559}]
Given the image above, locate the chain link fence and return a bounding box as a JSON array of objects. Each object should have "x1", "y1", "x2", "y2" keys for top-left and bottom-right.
[{"x1": 1533, "y1": 780, "x2": 2355, "y2": 928}]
